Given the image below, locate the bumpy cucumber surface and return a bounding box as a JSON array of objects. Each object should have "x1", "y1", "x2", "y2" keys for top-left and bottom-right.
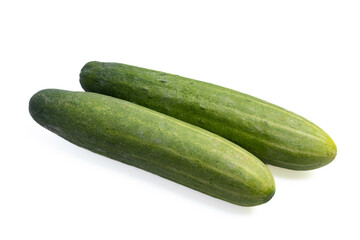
[
  {"x1": 80, "y1": 61, "x2": 337, "y2": 170},
  {"x1": 29, "y1": 89, "x2": 275, "y2": 206}
]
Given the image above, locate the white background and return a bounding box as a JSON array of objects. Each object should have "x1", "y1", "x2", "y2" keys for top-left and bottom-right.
[{"x1": 1, "y1": 1, "x2": 359, "y2": 239}]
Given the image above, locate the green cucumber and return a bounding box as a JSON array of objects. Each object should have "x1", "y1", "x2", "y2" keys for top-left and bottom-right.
[
  {"x1": 29, "y1": 89, "x2": 275, "y2": 206},
  {"x1": 80, "y1": 61, "x2": 337, "y2": 170}
]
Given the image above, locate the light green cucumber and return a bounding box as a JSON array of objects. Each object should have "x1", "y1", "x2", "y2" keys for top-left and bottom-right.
[
  {"x1": 29, "y1": 89, "x2": 275, "y2": 206},
  {"x1": 80, "y1": 61, "x2": 337, "y2": 170}
]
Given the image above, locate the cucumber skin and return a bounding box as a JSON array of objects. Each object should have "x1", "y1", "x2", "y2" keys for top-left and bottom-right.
[
  {"x1": 80, "y1": 61, "x2": 337, "y2": 170},
  {"x1": 29, "y1": 89, "x2": 275, "y2": 207}
]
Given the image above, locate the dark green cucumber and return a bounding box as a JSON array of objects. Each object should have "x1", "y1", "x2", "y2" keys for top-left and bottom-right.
[
  {"x1": 80, "y1": 61, "x2": 337, "y2": 170},
  {"x1": 29, "y1": 89, "x2": 275, "y2": 206}
]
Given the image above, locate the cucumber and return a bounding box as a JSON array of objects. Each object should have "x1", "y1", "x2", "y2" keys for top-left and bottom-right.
[
  {"x1": 80, "y1": 61, "x2": 337, "y2": 170},
  {"x1": 29, "y1": 89, "x2": 275, "y2": 206}
]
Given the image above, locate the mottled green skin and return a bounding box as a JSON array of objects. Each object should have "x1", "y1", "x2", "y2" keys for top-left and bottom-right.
[
  {"x1": 80, "y1": 61, "x2": 337, "y2": 170},
  {"x1": 29, "y1": 89, "x2": 275, "y2": 206}
]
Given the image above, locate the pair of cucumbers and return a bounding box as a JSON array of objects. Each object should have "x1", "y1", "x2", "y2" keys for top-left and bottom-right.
[{"x1": 29, "y1": 61, "x2": 337, "y2": 206}]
